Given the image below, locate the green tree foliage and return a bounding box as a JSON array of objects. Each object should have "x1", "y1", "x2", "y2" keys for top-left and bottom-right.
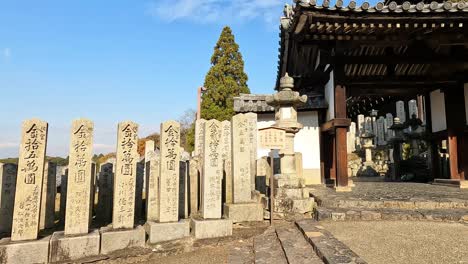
[{"x1": 201, "y1": 26, "x2": 250, "y2": 121}]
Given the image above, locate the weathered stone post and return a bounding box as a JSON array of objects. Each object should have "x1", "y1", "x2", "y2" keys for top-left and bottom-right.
[
  {"x1": 0, "y1": 119, "x2": 50, "y2": 264},
  {"x1": 191, "y1": 119, "x2": 232, "y2": 239},
  {"x1": 0, "y1": 163, "x2": 17, "y2": 234},
  {"x1": 144, "y1": 121, "x2": 189, "y2": 244},
  {"x1": 96, "y1": 163, "x2": 113, "y2": 225},
  {"x1": 265, "y1": 73, "x2": 314, "y2": 215},
  {"x1": 39, "y1": 161, "x2": 56, "y2": 230},
  {"x1": 12, "y1": 119, "x2": 48, "y2": 241},
  {"x1": 49, "y1": 119, "x2": 101, "y2": 263},
  {"x1": 221, "y1": 120, "x2": 233, "y2": 205},
  {"x1": 145, "y1": 149, "x2": 159, "y2": 222},
  {"x1": 224, "y1": 115, "x2": 263, "y2": 223},
  {"x1": 100, "y1": 121, "x2": 145, "y2": 255}
]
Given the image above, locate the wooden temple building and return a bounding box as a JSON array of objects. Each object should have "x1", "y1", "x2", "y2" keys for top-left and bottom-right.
[{"x1": 269, "y1": 0, "x2": 468, "y2": 190}]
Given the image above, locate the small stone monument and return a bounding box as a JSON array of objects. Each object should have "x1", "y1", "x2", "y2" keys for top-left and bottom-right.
[
  {"x1": 357, "y1": 132, "x2": 379, "y2": 177},
  {"x1": 221, "y1": 120, "x2": 232, "y2": 205},
  {"x1": 96, "y1": 163, "x2": 113, "y2": 225},
  {"x1": 191, "y1": 119, "x2": 233, "y2": 239},
  {"x1": 100, "y1": 121, "x2": 145, "y2": 255},
  {"x1": 265, "y1": 73, "x2": 315, "y2": 215},
  {"x1": 49, "y1": 119, "x2": 100, "y2": 263},
  {"x1": 145, "y1": 150, "x2": 159, "y2": 222},
  {"x1": 0, "y1": 163, "x2": 17, "y2": 234},
  {"x1": 224, "y1": 115, "x2": 263, "y2": 223},
  {"x1": 39, "y1": 162, "x2": 56, "y2": 230},
  {"x1": 12, "y1": 119, "x2": 48, "y2": 241},
  {"x1": 144, "y1": 121, "x2": 189, "y2": 244},
  {"x1": 0, "y1": 119, "x2": 50, "y2": 264}
]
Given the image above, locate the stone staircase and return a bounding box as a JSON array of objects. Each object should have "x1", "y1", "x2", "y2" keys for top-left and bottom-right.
[
  {"x1": 313, "y1": 194, "x2": 468, "y2": 223},
  {"x1": 228, "y1": 222, "x2": 323, "y2": 264}
]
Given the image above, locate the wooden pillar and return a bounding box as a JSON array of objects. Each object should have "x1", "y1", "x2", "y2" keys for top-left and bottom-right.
[
  {"x1": 447, "y1": 129, "x2": 460, "y2": 180},
  {"x1": 330, "y1": 135, "x2": 336, "y2": 181},
  {"x1": 444, "y1": 85, "x2": 466, "y2": 180},
  {"x1": 335, "y1": 85, "x2": 348, "y2": 187},
  {"x1": 461, "y1": 133, "x2": 467, "y2": 181}
]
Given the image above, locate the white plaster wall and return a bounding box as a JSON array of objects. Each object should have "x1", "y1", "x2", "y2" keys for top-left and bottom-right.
[
  {"x1": 296, "y1": 111, "x2": 321, "y2": 170},
  {"x1": 324, "y1": 70, "x2": 335, "y2": 121},
  {"x1": 430, "y1": 89, "x2": 447, "y2": 132},
  {"x1": 465, "y1": 83, "x2": 468, "y2": 125}
]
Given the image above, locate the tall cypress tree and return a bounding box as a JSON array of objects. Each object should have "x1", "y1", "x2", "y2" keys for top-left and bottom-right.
[{"x1": 201, "y1": 26, "x2": 250, "y2": 121}]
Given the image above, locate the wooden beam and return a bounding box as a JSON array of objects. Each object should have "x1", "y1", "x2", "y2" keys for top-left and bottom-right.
[{"x1": 334, "y1": 54, "x2": 468, "y2": 65}]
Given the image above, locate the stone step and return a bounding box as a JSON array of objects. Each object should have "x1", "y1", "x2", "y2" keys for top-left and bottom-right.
[
  {"x1": 315, "y1": 207, "x2": 468, "y2": 223},
  {"x1": 313, "y1": 197, "x2": 468, "y2": 210},
  {"x1": 253, "y1": 227, "x2": 288, "y2": 264},
  {"x1": 295, "y1": 219, "x2": 367, "y2": 264},
  {"x1": 275, "y1": 224, "x2": 323, "y2": 264}
]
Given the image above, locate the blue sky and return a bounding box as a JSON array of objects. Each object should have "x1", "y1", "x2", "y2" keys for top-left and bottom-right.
[{"x1": 0, "y1": 0, "x2": 368, "y2": 158}]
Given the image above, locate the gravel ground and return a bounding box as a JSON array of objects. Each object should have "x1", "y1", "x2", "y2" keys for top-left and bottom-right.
[{"x1": 321, "y1": 221, "x2": 468, "y2": 264}]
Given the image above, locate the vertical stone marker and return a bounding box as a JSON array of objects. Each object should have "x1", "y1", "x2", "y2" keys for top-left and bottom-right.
[
  {"x1": 377, "y1": 117, "x2": 386, "y2": 145},
  {"x1": 101, "y1": 121, "x2": 145, "y2": 256},
  {"x1": 231, "y1": 114, "x2": 252, "y2": 203},
  {"x1": 64, "y1": 119, "x2": 94, "y2": 235},
  {"x1": 194, "y1": 119, "x2": 206, "y2": 157},
  {"x1": 408, "y1": 99, "x2": 418, "y2": 119},
  {"x1": 221, "y1": 120, "x2": 232, "y2": 204},
  {"x1": 113, "y1": 121, "x2": 139, "y2": 229},
  {"x1": 0, "y1": 163, "x2": 17, "y2": 234},
  {"x1": 145, "y1": 151, "x2": 160, "y2": 222},
  {"x1": 97, "y1": 163, "x2": 113, "y2": 225},
  {"x1": 49, "y1": 121, "x2": 101, "y2": 263},
  {"x1": 224, "y1": 114, "x2": 263, "y2": 223},
  {"x1": 159, "y1": 121, "x2": 180, "y2": 223},
  {"x1": 396, "y1": 101, "x2": 406, "y2": 123},
  {"x1": 386, "y1": 113, "x2": 394, "y2": 139},
  {"x1": 145, "y1": 121, "x2": 189, "y2": 244},
  {"x1": 11, "y1": 119, "x2": 48, "y2": 241},
  {"x1": 191, "y1": 119, "x2": 232, "y2": 240},
  {"x1": 357, "y1": 115, "x2": 365, "y2": 136},
  {"x1": 201, "y1": 119, "x2": 222, "y2": 219},
  {"x1": 245, "y1": 113, "x2": 258, "y2": 191},
  {"x1": 40, "y1": 162, "x2": 57, "y2": 230}
]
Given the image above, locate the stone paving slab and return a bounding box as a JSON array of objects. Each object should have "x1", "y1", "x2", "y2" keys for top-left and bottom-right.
[
  {"x1": 321, "y1": 221, "x2": 468, "y2": 264},
  {"x1": 253, "y1": 227, "x2": 287, "y2": 264},
  {"x1": 310, "y1": 181, "x2": 468, "y2": 210},
  {"x1": 275, "y1": 223, "x2": 322, "y2": 264},
  {"x1": 295, "y1": 220, "x2": 367, "y2": 264},
  {"x1": 228, "y1": 244, "x2": 254, "y2": 264}
]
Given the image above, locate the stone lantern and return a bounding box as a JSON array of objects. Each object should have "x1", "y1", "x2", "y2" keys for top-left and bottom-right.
[
  {"x1": 265, "y1": 73, "x2": 313, "y2": 216},
  {"x1": 388, "y1": 117, "x2": 406, "y2": 181},
  {"x1": 266, "y1": 73, "x2": 307, "y2": 178},
  {"x1": 357, "y1": 132, "x2": 378, "y2": 177}
]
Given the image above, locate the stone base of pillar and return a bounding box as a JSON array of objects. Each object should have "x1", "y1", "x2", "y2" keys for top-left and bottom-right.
[
  {"x1": 100, "y1": 225, "x2": 145, "y2": 254},
  {"x1": 49, "y1": 230, "x2": 100, "y2": 263},
  {"x1": 0, "y1": 236, "x2": 50, "y2": 264},
  {"x1": 190, "y1": 218, "x2": 232, "y2": 239},
  {"x1": 273, "y1": 174, "x2": 305, "y2": 188},
  {"x1": 144, "y1": 220, "x2": 190, "y2": 244},
  {"x1": 273, "y1": 197, "x2": 315, "y2": 214},
  {"x1": 433, "y1": 179, "x2": 468, "y2": 189},
  {"x1": 224, "y1": 203, "x2": 264, "y2": 223}
]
